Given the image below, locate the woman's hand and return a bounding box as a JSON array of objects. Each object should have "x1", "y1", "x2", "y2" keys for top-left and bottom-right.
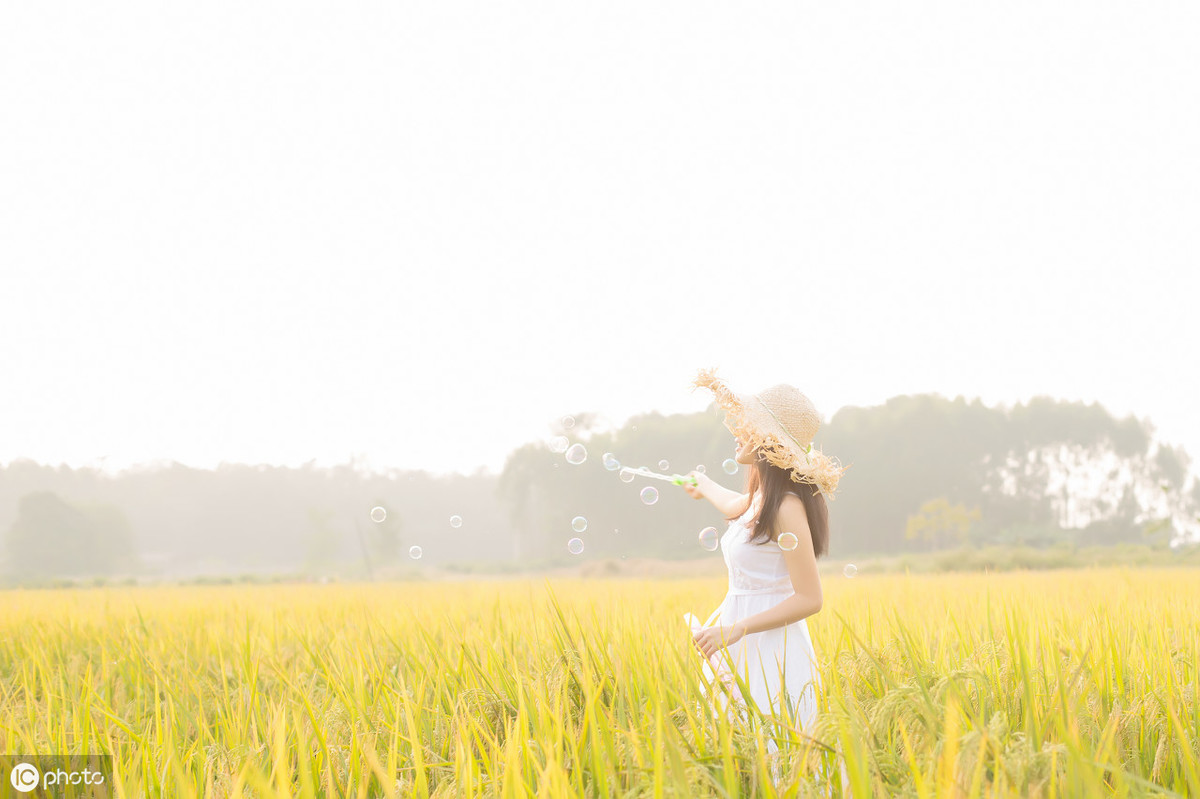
[
  {"x1": 693, "y1": 622, "x2": 746, "y2": 659},
  {"x1": 683, "y1": 471, "x2": 714, "y2": 500}
]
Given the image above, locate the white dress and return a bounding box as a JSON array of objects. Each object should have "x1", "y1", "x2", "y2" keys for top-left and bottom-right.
[{"x1": 696, "y1": 494, "x2": 821, "y2": 735}]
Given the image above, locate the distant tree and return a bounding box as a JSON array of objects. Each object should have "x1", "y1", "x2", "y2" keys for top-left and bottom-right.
[
  {"x1": 4, "y1": 491, "x2": 136, "y2": 577},
  {"x1": 303, "y1": 507, "x2": 343, "y2": 573},
  {"x1": 905, "y1": 497, "x2": 982, "y2": 550},
  {"x1": 1078, "y1": 484, "x2": 1141, "y2": 546},
  {"x1": 365, "y1": 501, "x2": 401, "y2": 564},
  {"x1": 497, "y1": 406, "x2": 739, "y2": 562},
  {"x1": 1141, "y1": 516, "x2": 1174, "y2": 550},
  {"x1": 825, "y1": 393, "x2": 1199, "y2": 554}
]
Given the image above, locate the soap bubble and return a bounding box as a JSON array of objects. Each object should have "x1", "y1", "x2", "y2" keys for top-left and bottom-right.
[
  {"x1": 843, "y1": 563, "x2": 858, "y2": 578},
  {"x1": 698, "y1": 527, "x2": 719, "y2": 551},
  {"x1": 602, "y1": 453, "x2": 621, "y2": 471},
  {"x1": 640, "y1": 487, "x2": 659, "y2": 505},
  {"x1": 777, "y1": 532, "x2": 799, "y2": 551},
  {"x1": 567, "y1": 537, "x2": 585, "y2": 555},
  {"x1": 409, "y1": 546, "x2": 423, "y2": 560},
  {"x1": 562, "y1": 415, "x2": 575, "y2": 429},
  {"x1": 619, "y1": 468, "x2": 636, "y2": 483},
  {"x1": 549, "y1": 436, "x2": 569, "y2": 453},
  {"x1": 722, "y1": 458, "x2": 738, "y2": 475},
  {"x1": 369, "y1": 506, "x2": 387, "y2": 523},
  {"x1": 571, "y1": 516, "x2": 587, "y2": 533},
  {"x1": 695, "y1": 464, "x2": 706, "y2": 474},
  {"x1": 565, "y1": 443, "x2": 588, "y2": 465},
  {"x1": 658, "y1": 459, "x2": 670, "y2": 471},
  {"x1": 450, "y1": 515, "x2": 463, "y2": 528}
]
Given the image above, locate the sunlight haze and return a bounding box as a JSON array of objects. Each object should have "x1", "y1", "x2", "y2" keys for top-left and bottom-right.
[{"x1": 2, "y1": 1, "x2": 1197, "y2": 480}]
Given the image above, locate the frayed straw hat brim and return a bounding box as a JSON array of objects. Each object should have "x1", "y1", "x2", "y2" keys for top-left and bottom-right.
[{"x1": 692, "y1": 367, "x2": 849, "y2": 500}]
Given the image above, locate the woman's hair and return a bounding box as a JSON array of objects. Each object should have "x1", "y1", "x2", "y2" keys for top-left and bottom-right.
[{"x1": 730, "y1": 454, "x2": 829, "y2": 557}]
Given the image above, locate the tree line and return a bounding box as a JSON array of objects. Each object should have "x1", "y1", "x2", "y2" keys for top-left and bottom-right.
[{"x1": 3, "y1": 393, "x2": 1197, "y2": 580}]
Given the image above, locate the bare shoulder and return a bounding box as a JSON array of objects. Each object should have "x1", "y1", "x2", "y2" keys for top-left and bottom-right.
[
  {"x1": 774, "y1": 494, "x2": 816, "y2": 560},
  {"x1": 777, "y1": 493, "x2": 811, "y2": 531}
]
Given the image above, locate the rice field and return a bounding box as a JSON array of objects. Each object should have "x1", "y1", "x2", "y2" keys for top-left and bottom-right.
[{"x1": 2, "y1": 567, "x2": 1198, "y2": 797}]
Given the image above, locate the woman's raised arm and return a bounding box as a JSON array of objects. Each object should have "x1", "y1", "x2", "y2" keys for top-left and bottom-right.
[{"x1": 683, "y1": 472, "x2": 750, "y2": 519}]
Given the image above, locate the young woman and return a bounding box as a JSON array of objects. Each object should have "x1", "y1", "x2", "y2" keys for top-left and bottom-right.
[{"x1": 685, "y1": 368, "x2": 849, "y2": 777}]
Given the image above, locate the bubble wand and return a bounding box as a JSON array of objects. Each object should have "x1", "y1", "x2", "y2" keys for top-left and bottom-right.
[{"x1": 619, "y1": 466, "x2": 698, "y2": 487}]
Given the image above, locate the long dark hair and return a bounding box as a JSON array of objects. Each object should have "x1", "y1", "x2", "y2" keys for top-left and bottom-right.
[{"x1": 728, "y1": 455, "x2": 829, "y2": 557}]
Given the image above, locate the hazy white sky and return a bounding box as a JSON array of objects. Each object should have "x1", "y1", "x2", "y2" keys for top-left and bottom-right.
[{"x1": 2, "y1": 1, "x2": 1197, "y2": 480}]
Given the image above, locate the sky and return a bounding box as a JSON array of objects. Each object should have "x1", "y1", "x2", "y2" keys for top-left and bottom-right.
[{"x1": 2, "y1": 1, "x2": 1197, "y2": 482}]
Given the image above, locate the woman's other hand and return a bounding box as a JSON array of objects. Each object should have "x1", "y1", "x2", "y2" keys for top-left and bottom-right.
[{"x1": 693, "y1": 622, "x2": 747, "y2": 659}]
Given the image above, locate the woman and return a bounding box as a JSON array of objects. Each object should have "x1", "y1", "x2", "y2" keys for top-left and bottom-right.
[{"x1": 685, "y1": 367, "x2": 849, "y2": 780}]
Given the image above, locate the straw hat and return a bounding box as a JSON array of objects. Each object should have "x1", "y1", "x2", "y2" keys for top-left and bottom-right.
[{"x1": 692, "y1": 367, "x2": 849, "y2": 501}]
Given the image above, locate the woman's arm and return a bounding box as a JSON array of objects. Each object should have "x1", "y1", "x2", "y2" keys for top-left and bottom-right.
[
  {"x1": 683, "y1": 472, "x2": 750, "y2": 519},
  {"x1": 735, "y1": 494, "x2": 823, "y2": 634},
  {"x1": 694, "y1": 494, "x2": 823, "y2": 659}
]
